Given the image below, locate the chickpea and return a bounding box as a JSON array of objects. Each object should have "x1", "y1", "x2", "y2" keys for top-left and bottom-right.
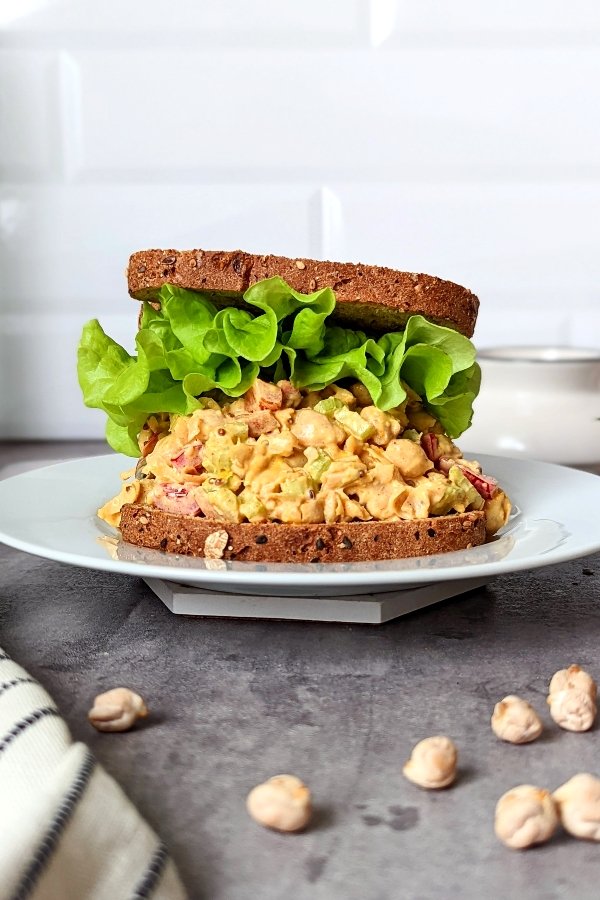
[
  {"x1": 495, "y1": 785, "x2": 558, "y2": 849},
  {"x1": 403, "y1": 736, "x2": 457, "y2": 789},
  {"x1": 491, "y1": 696, "x2": 543, "y2": 744},
  {"x1": 547, "y1": 664, "x2": 597, "y2": 732},
  {"x1": 328, "y1": 385, "x2": 356, "y2": 407},
  {"x1": 246, "y1": 775, "x2": 312, "y2": 832},
  {"x1": 547, "y1": 688, "x2": 596, "y2": 732},
  {"x1": 359, "y1": 406, "x2": 401, "y2": 446},
  {"x1": 88, "y1": 688, "x2": 148, "y2": 733},
  {"x1": 407, "y1": 409, "x2": 438, "y2": 433},
  {"x1": 553, "y1": 774, "x2": 600, "y2": 841},
  {"x1": 549, "y1": 665, "x2": 597, "y2": 700},
  {"x1": 290, "y1": 409, "x2": 345, "y2": 448},
  {"x1": 384, "y1": 439, "x2": 433, "y2": 479},
  {"x1": 349, "y1": 382, "x2": 373, "y2": 407},
  {"x1": 484, "y1": 490, "x2": 512, "y2": 537}
]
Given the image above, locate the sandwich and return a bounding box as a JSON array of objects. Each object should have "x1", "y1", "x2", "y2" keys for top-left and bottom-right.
[{"x1": 77, "y1": 249, "x2": 511, "y2": 563}]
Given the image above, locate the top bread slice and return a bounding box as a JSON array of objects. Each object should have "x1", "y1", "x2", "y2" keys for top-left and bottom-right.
[{"x1": 128, "y1": 249, "x2": 479, "y2": 338}]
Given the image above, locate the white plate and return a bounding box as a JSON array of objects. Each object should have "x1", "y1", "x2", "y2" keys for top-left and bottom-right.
[{"x1": 0, "y1": 453, "x2": 598, "y2": 597}]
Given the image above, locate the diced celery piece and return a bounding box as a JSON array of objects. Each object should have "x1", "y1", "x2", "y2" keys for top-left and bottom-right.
[
  {"x1": 197, "y1": 397, "x2": 220, "y2": 410},
  {"x1": 449, "y1": 466, "x2": 485, "y2": 510},
  {"x1": 239, "y1": 490, "x2": 267, "y2": 522},
  {"x1": 226, "y1": 421, "x2": 248, "y2": 442},
  {"x1": 314, "y1": 397, "x2": 345, "y2": 416},
  {"x1": 206, "y1": 486, "x2": 240, "y2": 520},
  {"x1": 430, "y1": 485, "x2": 462, "y2": 516},
  {"x1": 202, "y1": 446, "x2": 232, "y2": 475},
  {"x1": 333, "y1": 407, "x2": 375, "y2": 441},
  {"x1": 304, "y1": 450, "x2": 332, "y2": 482},
  {"x1": 202, "y1": 428, "x2": 238, "y2": 475},
  {"x1": 281, "y1": 473, "x2": 314, "y2": 497},
  {"x1": 402, "y1": 428, "x2": 421, "y2": 442}
]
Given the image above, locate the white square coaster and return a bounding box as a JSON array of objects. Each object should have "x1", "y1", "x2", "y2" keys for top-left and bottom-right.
[{"x1": 144, "y1": 576, "x2": 491, "y2": 624}]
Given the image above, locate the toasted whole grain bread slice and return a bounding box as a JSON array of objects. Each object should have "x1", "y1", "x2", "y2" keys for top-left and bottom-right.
[
  {"x1": 128, "y1": 249, "x2": 479, "y2": 337},
  {"x1": 120, "y1": 504, "x2": 486, "y2": 563}
]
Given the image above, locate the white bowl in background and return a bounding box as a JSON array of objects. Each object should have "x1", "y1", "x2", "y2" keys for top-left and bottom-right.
[{"x1": 466, "y1": 346, "x2": 600, "y2": 465}]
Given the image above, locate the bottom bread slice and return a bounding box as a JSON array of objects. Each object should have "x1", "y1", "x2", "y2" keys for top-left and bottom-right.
[{"x1": 119, "y1": 504, "x2": 486, "y2": 563}]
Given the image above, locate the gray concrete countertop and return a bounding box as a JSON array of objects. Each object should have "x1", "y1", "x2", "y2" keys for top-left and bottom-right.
[{"x1": 1, "y1": 442, "x2": 600, "y2": 900}]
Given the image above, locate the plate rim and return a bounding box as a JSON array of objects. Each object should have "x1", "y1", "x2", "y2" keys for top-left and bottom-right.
[{"x1": 0, "y1": 452, "x2": 599, "y2": 590}]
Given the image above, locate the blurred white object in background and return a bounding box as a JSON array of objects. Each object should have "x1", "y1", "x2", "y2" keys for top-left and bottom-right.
[{"x1": 467, "y1": 348, "x2": 600, "y2": 465}]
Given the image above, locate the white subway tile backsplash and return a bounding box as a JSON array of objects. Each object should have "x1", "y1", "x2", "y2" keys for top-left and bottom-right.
[
  {"x1": 3, "y1": 0, "x2": 366, "y2": 45},
  {"x1": 6, "y1": 1, "x2": 599, "y2": 47},
  {"x1": 69, "y1": 48, "x2": 600, "y2": 179},
  {"x1": 0, "y1": 313, "x2": 132, "y2": 439},
  {"x1": 567, "y1": 311, "x2": 600, "y2": 350},
  {"x1": 473, "y1": 307, "x2": 572, "y2": 350},
  {"x1": 0, "y1": 50, "x2": 60, "y2": 178},
  {"x1": 321, "y1": 183, "x2": 600, "y2": 311},
  {"x1": 372, "y1": 0, "x2": 600, "y2": 45},
  {"x1": 0, "y1": 184, "x2": 321, "y2": 313}
]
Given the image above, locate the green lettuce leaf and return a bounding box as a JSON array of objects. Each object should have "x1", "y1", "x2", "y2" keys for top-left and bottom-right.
[
  {"x1": 426, "y1": 362, "x2": 481, "y2": 437},
  {"x1": 105, "y1": 417, "x2": 143, "y2": 458},
  {"x1": 77, "y1": 279, "x2": 480, "y2": 455},
  {"x1": 78, "y1": 319, "x2": 136, "y2": 408}
]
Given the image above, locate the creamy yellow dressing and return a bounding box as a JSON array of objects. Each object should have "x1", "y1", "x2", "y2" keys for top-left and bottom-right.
[{"x1": 99, "y1": 380, "x2": 511, "y2": 535}]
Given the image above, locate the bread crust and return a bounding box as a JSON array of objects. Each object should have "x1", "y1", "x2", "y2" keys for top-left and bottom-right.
[
  {"x1": 119, "y1": 504, "x2": 486, "y2": 563},
  {"x1": 128, "y1": 249, "x2": 479, "y2": 338}
]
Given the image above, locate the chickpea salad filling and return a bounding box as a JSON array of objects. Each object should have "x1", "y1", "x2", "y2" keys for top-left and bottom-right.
[{"x1": 99, "y1": 378, "x2": 511, "y2": 535}]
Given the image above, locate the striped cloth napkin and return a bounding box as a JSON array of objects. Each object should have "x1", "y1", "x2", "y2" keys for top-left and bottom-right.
[{"x1": 0, "y1": 649, "x2": 187, "y2": 900}]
